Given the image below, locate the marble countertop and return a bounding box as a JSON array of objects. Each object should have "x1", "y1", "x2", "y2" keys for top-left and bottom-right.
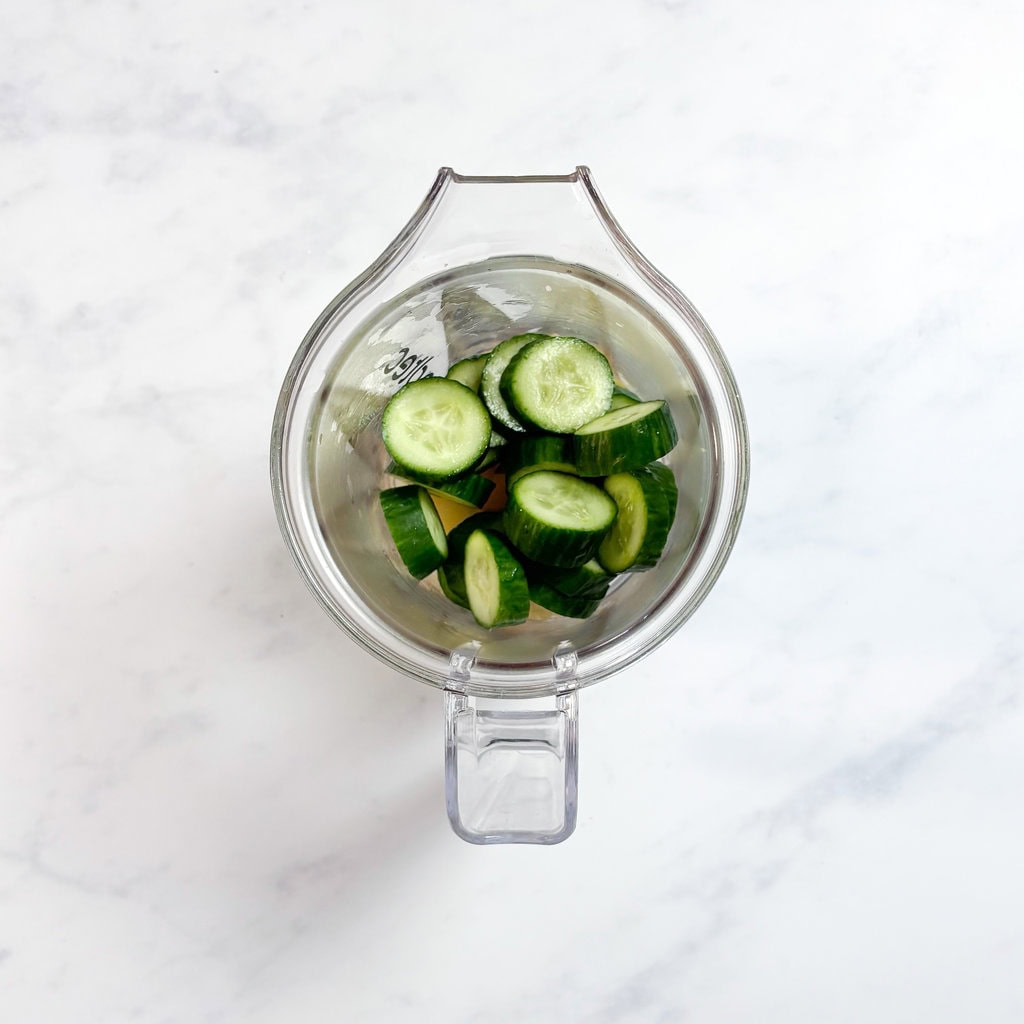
[{"x1": 3, "y1": 0, "x2": 1023, "y2": 1020}]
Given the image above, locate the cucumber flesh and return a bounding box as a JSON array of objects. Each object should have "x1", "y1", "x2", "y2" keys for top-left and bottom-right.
[
  {"x1": 465, "y1": 530, "x2": 530, "y2": 628},
  {"x1": 480, "y1": 334, "x2": 549, "y2": 434},
  {"x1": 436, "y1": 511, "x2": 503, "y2": 608},
  {"x1": 446, "y1": 354, "x2": 488, "y2": 392},
  {"x1": 574, "y1": 400, "x2": 678, "y2": 476},
  {"x1": 379, "y1": 485, "x2": 448, "y2": 579},
  {"x1": 597, "y1": 466, "x2": 674, "y2": 573},
  {"x1": 504, "y1": 470, "x2": 617, "y2": 567},
  {"x1": 382, "y1": 377, "x2": 492, "y2": 481},
  {"x1": 609, "y1": 385, "x2": 641, "y2": 411},
  {"x1": 421, "y1": 490, "x2": 448, "y2": 554},
  {"x1": 500, "y1": 336, "x2": 613, "y2": 433}
]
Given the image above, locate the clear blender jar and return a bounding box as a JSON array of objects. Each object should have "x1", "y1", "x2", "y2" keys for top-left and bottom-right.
[{"x1": 271, "y1": 168, "x2": 749, "y2": 844}]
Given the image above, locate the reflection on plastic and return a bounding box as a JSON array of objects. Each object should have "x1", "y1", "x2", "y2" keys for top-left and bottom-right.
[{"x1": 445, "y1": 642, "x2": 579, "y2": 844}]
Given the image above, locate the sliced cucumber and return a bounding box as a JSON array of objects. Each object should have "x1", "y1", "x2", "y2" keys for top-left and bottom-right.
[
  {"x1": 438, "y1": 565, "x2": 469, "y2": 607},
  {"x1": 480, "y1": 334, "x2": 549, "y2": 434},
  {"x1": 382, "y1": 377, "x2": 491, "y2": 481},
  {"x1": 386, "y1": 460, "x2": 495, "y2": 509},
  {"x1": 379, "y1": 485, "x2": 448, "y2": 579},
  {"x1": 465, "y1": 529, "x2": 530, "y2": 628},
  {"x1": 533, "y1": 558, "x2": 613, "y2": 600},
  {"x1": 609, "y1": 385, "x2": 641, "y2": 411},
  {"x1": 500, "y1": 336, "x2": 613, "y2": 433},
  {"x1": 502, "y1": 434, "x2": 578, "y2": 487},
  {"x1": 504, "y1": 470, "x2": 617, "y2": 567},
  {"x1": 377, "y1": 331, "x2": 691, "y2": 628},
  {"x1": 474, "y1": 447, "x2": 501, "y2": 472},
  {"x1": 446, "y1": 354, "x2": 488, "y2": 392},
  {"x1": 425, "y1": 474, "x2": 495, "y2": 509},
  {"x1": 574, "y1": 400, "x2": 678, "y2": 476},
  {"x1": 437, "y1": 512, "x2": 503, "y2": 608},
  {"x1": 528, "y1": 580, "x2": 600, "y2": 619},
  {"x1": 597, "y1": 466, "x2": 674, "y2": 573},
  {"x1": 645, "y1": 460, "x2": 679, "y2": 522}
]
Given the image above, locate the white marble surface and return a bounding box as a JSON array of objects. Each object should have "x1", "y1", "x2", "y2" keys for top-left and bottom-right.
[{"x1": 3, "y1": 0, "x2": 1024, "y2": 1020}]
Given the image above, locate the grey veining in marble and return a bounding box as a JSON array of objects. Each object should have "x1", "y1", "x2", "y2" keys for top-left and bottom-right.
[{"x1": 2, "y1": 0, "x2": 1023, "y2": 1021}]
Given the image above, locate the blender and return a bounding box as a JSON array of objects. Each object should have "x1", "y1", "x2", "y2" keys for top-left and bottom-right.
[{"x1": 271, "y1": 168, "x2": 749, "y2": 844}]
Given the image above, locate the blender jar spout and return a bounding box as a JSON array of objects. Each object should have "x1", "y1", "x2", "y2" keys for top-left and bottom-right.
[{"x1": 385, "y1": 166, "x2": 638, "y2": 282}]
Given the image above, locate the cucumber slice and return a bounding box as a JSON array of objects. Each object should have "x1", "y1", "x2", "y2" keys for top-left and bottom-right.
[
  {"x1": 500, "y1": 336, "x2": 614, "y2": 433},
  {"x1": 574, "y1": 400, "x2": 678, "y2": 476},
  {"x1": 382, "y1": 377, "x2": 491, "y2": 481},
  {"x1": 528, "y1": 580, "x2": 600, "y2": 619},
  {"x1": 437, "y1": 512, "x2": 503, "y2": 608},
  {"x1": 422, "y1": 474, "x2": 496, "y2": 509},
  {"x1": 379, "y1": 485, "x2": 448, "y2": 579},
  {"x1": 386, "y1": 460, "x2": 496, "y2": 509},
  {"x1": 645, "y1": 460, "x2": 679, "y2": 522},
  {"x1": 446, "y1": 354, "x2": 488, "y2": 392},
  {"x1": 533, "y1": 558, "x2": 613, "y2": 600},
  {"x1": 438, "y1": 565, "x2": 469, "y2": 607},
  {"x1": 504, "y1": 470, "x2": 617, "y2": 567},
  {"x1": 480, "y1": 334, "x2": 550, "y2": 434},
  {"x1": 609, "y1": 385, "x2": 641, "y2": 411},
  {"x1": 474, "y1": 447, "x2": 501, "y2": 472},
  {"x1": 502, "y1": 434, "x2": 578, "y2": 487},
  {"x1": 465, "y1": 529, "x2": 530, "y2": 628},
  {"x1": 597, "y1": 466, "x2": 674, "y2": 573}
]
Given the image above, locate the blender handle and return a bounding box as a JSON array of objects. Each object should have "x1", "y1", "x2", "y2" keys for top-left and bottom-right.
[{"x1": 444, "y1": 643, "x2": 579, "y2": 845}]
